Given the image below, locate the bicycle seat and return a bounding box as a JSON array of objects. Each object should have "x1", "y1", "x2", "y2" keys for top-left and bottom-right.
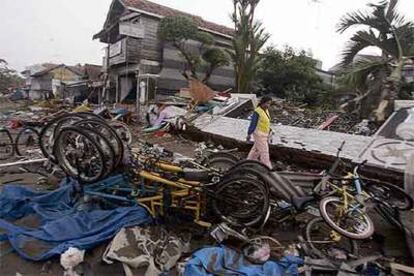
[
  {"x1": 182, "y1": 169, "x2": 211, "y2": 182},
  {"x1": 291, "y1": 196, "x2": 315, "y2": 210}
]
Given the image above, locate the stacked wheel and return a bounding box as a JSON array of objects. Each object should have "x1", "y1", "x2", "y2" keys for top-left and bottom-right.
[
  {"x1": 213, "y1": 176, "x2": 270, "y2": 227},
  {"x1": 39, "y1": 112, "x2": 131, "y2": 184}
]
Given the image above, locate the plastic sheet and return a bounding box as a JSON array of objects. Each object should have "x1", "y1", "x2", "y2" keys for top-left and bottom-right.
[
  {"x1": 184, "y1": 246, "x2": 303, "y2": 276},
  {"x1": 0, "y1": 179, "x2": 152, "y2": 261}
]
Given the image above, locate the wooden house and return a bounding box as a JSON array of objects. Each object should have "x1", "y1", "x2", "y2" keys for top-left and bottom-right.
[
  {"x1": 28, "y1": 64, "x2": 84, "y2": 100},
  {"x1": 93, "y1": 0, "x2": 235, "y2": 104},
  {"x1": 26, "y1": 64, "x2": 102, "y2": 101}
]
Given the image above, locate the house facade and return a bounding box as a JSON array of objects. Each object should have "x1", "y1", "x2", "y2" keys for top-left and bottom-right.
[
  {"x1": 93, "y1": 0, "x2": 235, "y2": 104},
  {"x1": 23, "y1": 64, "x2": 102, "y2": 101},
  {"x1": 28, "y1": 64, "x2": 84, "y2": 100}
]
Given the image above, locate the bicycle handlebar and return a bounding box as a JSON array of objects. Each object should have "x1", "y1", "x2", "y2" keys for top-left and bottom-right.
[
  {"x1": 337, "y1": 141, "x2": 345, "y2": 157},
  {"x1": 326, "y1": 141, "x2": 346, "y2": 175},
  {"x1": 353, "y1": 159, "x2": 368, "y2": 175}
]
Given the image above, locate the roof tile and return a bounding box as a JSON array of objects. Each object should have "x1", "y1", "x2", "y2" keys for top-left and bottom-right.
[{"x1": 121, "y1": 0, "x2": 234, "y2": 37}]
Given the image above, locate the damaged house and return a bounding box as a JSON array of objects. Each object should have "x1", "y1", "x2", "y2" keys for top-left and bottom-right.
[
  {"x1": 23, "y1": 64, "x2": 102, "y2": 102},
  {"x1": 93, "y1": 0, "x2": 235, "y2": 105}
]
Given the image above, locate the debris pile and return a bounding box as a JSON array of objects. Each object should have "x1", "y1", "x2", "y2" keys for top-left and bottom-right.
[
  {"x1": 269, "y1": 100, "x2": 378, "y2": 135},
  {"x1": 0, "y1": 94, "x2": 412, "y2": 275}
]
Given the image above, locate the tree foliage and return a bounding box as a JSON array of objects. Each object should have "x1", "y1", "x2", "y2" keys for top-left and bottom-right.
[
  {"x1": 230, "y1": 0, "x2": 270, "y2": 93},
  {"x1": 0, "y1": 59, "x2": 24, "y2": 93},
  {"x1": 158, "y1": 16, "x2": 229, "y2": 83},
  {"x1": 337, "y1": 0, "x2": 414, "y2": 121},
  {"x1": 258, "y1": 46, "x2": 330, "y2": 105}
]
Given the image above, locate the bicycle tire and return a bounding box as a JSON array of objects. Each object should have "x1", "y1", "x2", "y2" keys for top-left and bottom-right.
[
  {"x1": 319, "y1": 196, "x2": 375, "y2": 240},
  {"x1": 108, "y1": 121, "x2": 132, "y2": 145},
  {"x1": 223, "y1": 167, "x2": 270, "y2": 193},
  {"x1": 224, "y1": 167, "x2": 291, "y2": 201},
  {"x1": 205, "y1": 152, "x2": 239, "y2": 165},
  {"x1": 74, "y1": 119, "x2": 124, "y2": 168},
  {"x1": 15, "y1": 127, "x2": 40, "y2": 157},
  {"x1": 40, "y1": 112, "x2": 104, "y2": 162},
  {"x1": 365, "y1": 182, "x2": 413, "y2": 211},
  {"x1": 81, "y1": 127, "x2": 116, "y2": 177},
  {"x1": 40, "y1": 113, "x2": 86, "y2": 162},
  {"x1": 213, "y1": 177, "x2": 269, "y2": 227},
  {"x1": 53, "y1": 126, "x2": 106, "y2": 183},
  {"x1": 0, "y1": 129, "x2": 14, "y2": 160},
  {"x1": 229, "y1": 159, "x2": 271, "y2": 174},
  {"x1": 73, "y1": 112, "x2": 106, "y2": 121},
  {"x1": 305, "y1": 217, "x2": 359, "y2": 260},
  {"x1": 206, "y1": 156, "x2": 238, "y2": 173}
]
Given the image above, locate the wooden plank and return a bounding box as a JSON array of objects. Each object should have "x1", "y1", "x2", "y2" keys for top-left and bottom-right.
[
  {"x1": 119, "y1": 22, "x2": 145, "y2": 39},
  {"x1": 109, "y1": 40, "x2": 122, "y2": 57}
]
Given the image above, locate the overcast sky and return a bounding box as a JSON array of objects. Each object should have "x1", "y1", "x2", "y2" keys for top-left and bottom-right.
[{"x1": 1, "y1": 0, "x2": 414, "y2": 72}]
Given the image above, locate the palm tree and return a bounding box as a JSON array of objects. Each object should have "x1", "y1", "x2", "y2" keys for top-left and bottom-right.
[
  {"x1": 337, "y1": 0, "x2": 414, "y2": 121},
  {"x1": 230, "y1": 0, "x2": 270, "y2": 93}
]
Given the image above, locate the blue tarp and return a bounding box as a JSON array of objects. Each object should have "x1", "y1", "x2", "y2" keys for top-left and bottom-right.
[
  {"x1": 184, "y1": 246, "x2": 303, "y2": 276},
  {"x1": 0, "y1": 179, "x2": 152, "y2": 261}
]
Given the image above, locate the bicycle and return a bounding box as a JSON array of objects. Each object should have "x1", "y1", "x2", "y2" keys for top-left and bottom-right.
[
  {"x1": 315, "y1": 142, "x2": 413, "y2": 240},
  {"x1": 0, "y1": 121, "x2": 47, "y2": 160}
]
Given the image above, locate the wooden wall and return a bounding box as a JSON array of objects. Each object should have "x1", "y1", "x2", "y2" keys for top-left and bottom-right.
[
  {"x1": 104, "y1": 9, "x2": 235, "y2": 93},
  {"x1": 140, "y1": 15, "x2": 162, "y2": 62}
]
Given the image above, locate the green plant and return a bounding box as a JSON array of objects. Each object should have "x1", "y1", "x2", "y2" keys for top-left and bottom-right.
[
  {"x1": 158, "y1": 16, "x2": 229, "y2": 83},
  {"x1": 258, "y1": 46, "x2": 329, "y2": 106},
  {"x1": 0, "y1": 59, "x2": 24, "y2": 93},
  {"x1": 337, "y1": 0, "x2": 414, "y2": 121},
  {"x1": 229, "y1": 0, "x2": 270, "y2": 93}
]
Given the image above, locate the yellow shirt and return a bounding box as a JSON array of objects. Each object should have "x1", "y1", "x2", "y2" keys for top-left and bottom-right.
[{"x1": 255, "y1": 107, "x2": 271, "y2": 134}]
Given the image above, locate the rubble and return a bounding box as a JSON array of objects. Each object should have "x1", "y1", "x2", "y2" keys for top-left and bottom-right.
[
  {"x1": 269, "y1": 100, "x2": 378, "y2": 135},
  {"x1": 0, "y1": 94, "x2": 413, "y2": 275}
]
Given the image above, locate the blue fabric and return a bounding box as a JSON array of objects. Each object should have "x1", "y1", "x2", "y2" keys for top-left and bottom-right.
[
  {"x1": 0, "y1": 179, "x2": 152, "y2": 261},
  {"x1": 248, "y1": 111, "x2": 259, "y2": 135},
  {"x1": 112, "y1": 108, "x2": 129, "y2": 116},
  {"x1": 184, "y1": 246, "x2": 304, "y2": 276}
]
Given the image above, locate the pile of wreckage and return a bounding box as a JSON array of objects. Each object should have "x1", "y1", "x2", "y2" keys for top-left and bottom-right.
[
  {"x1": 141, "y1": 79, "x2": 256, "y2": 134},
  {"x1": 136, "y1": 81, "x2": 379, "y2": 138},
  {"x1": 0, "y1": 98, "x2": 413, "y2": 275},
  {"x1": 269, "y1": 100, "x2": 378, "y2": 136}
]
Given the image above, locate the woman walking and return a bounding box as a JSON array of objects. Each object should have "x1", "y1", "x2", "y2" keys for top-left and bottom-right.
[{"x1": 246, "y1": 96, "x2": 273, "y2": 169}]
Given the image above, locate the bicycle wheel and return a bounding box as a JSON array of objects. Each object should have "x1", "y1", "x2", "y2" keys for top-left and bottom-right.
[
  {"x1": 365, "y1": 182, "x2": 413, "y2": 211},
  {"x1": 53, "y1": 127, "x2": 106, "y2": 183},
  {"x1": 0, "y1": 129, "x2": 14, "y2": 160},
  {"x1": 206, "y1": 156, "x2": 238, "y2": 173},
  {"x1": 15, "y1": 127, "x2": 40, "y2": 157},
  {"x1": 229, "y1": 159, "x2": 271, "y2": 174},
  {"x1": 81, "y1": 127, "x2": 116, "y2": 176},
  {"x1": 223, "y1": 167, "x2": 271, "y2": 193},
  {"x1": 40, "y1": 114, "x2": 85, "y2": 162},
  {"x1": 74, "y1": 119, "x2": 124, "y2": 168},
  {"x1": 305, "y1": 217, "x2": 359, "y2": 260},
  {"x1": 213, "y1": 177, "x2": 269, "y2": 227},
  {"x1": 320, "y1": 196, "x2": 375, "y2": 240},
  {"x1": 109, "y1": 121, "x2": 132, "y2": 145}
]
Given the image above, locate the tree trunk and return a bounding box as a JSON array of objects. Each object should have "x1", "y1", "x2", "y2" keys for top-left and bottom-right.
[{"x1": 374, "y1": 61, "x2": 403, "y2": 122}]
